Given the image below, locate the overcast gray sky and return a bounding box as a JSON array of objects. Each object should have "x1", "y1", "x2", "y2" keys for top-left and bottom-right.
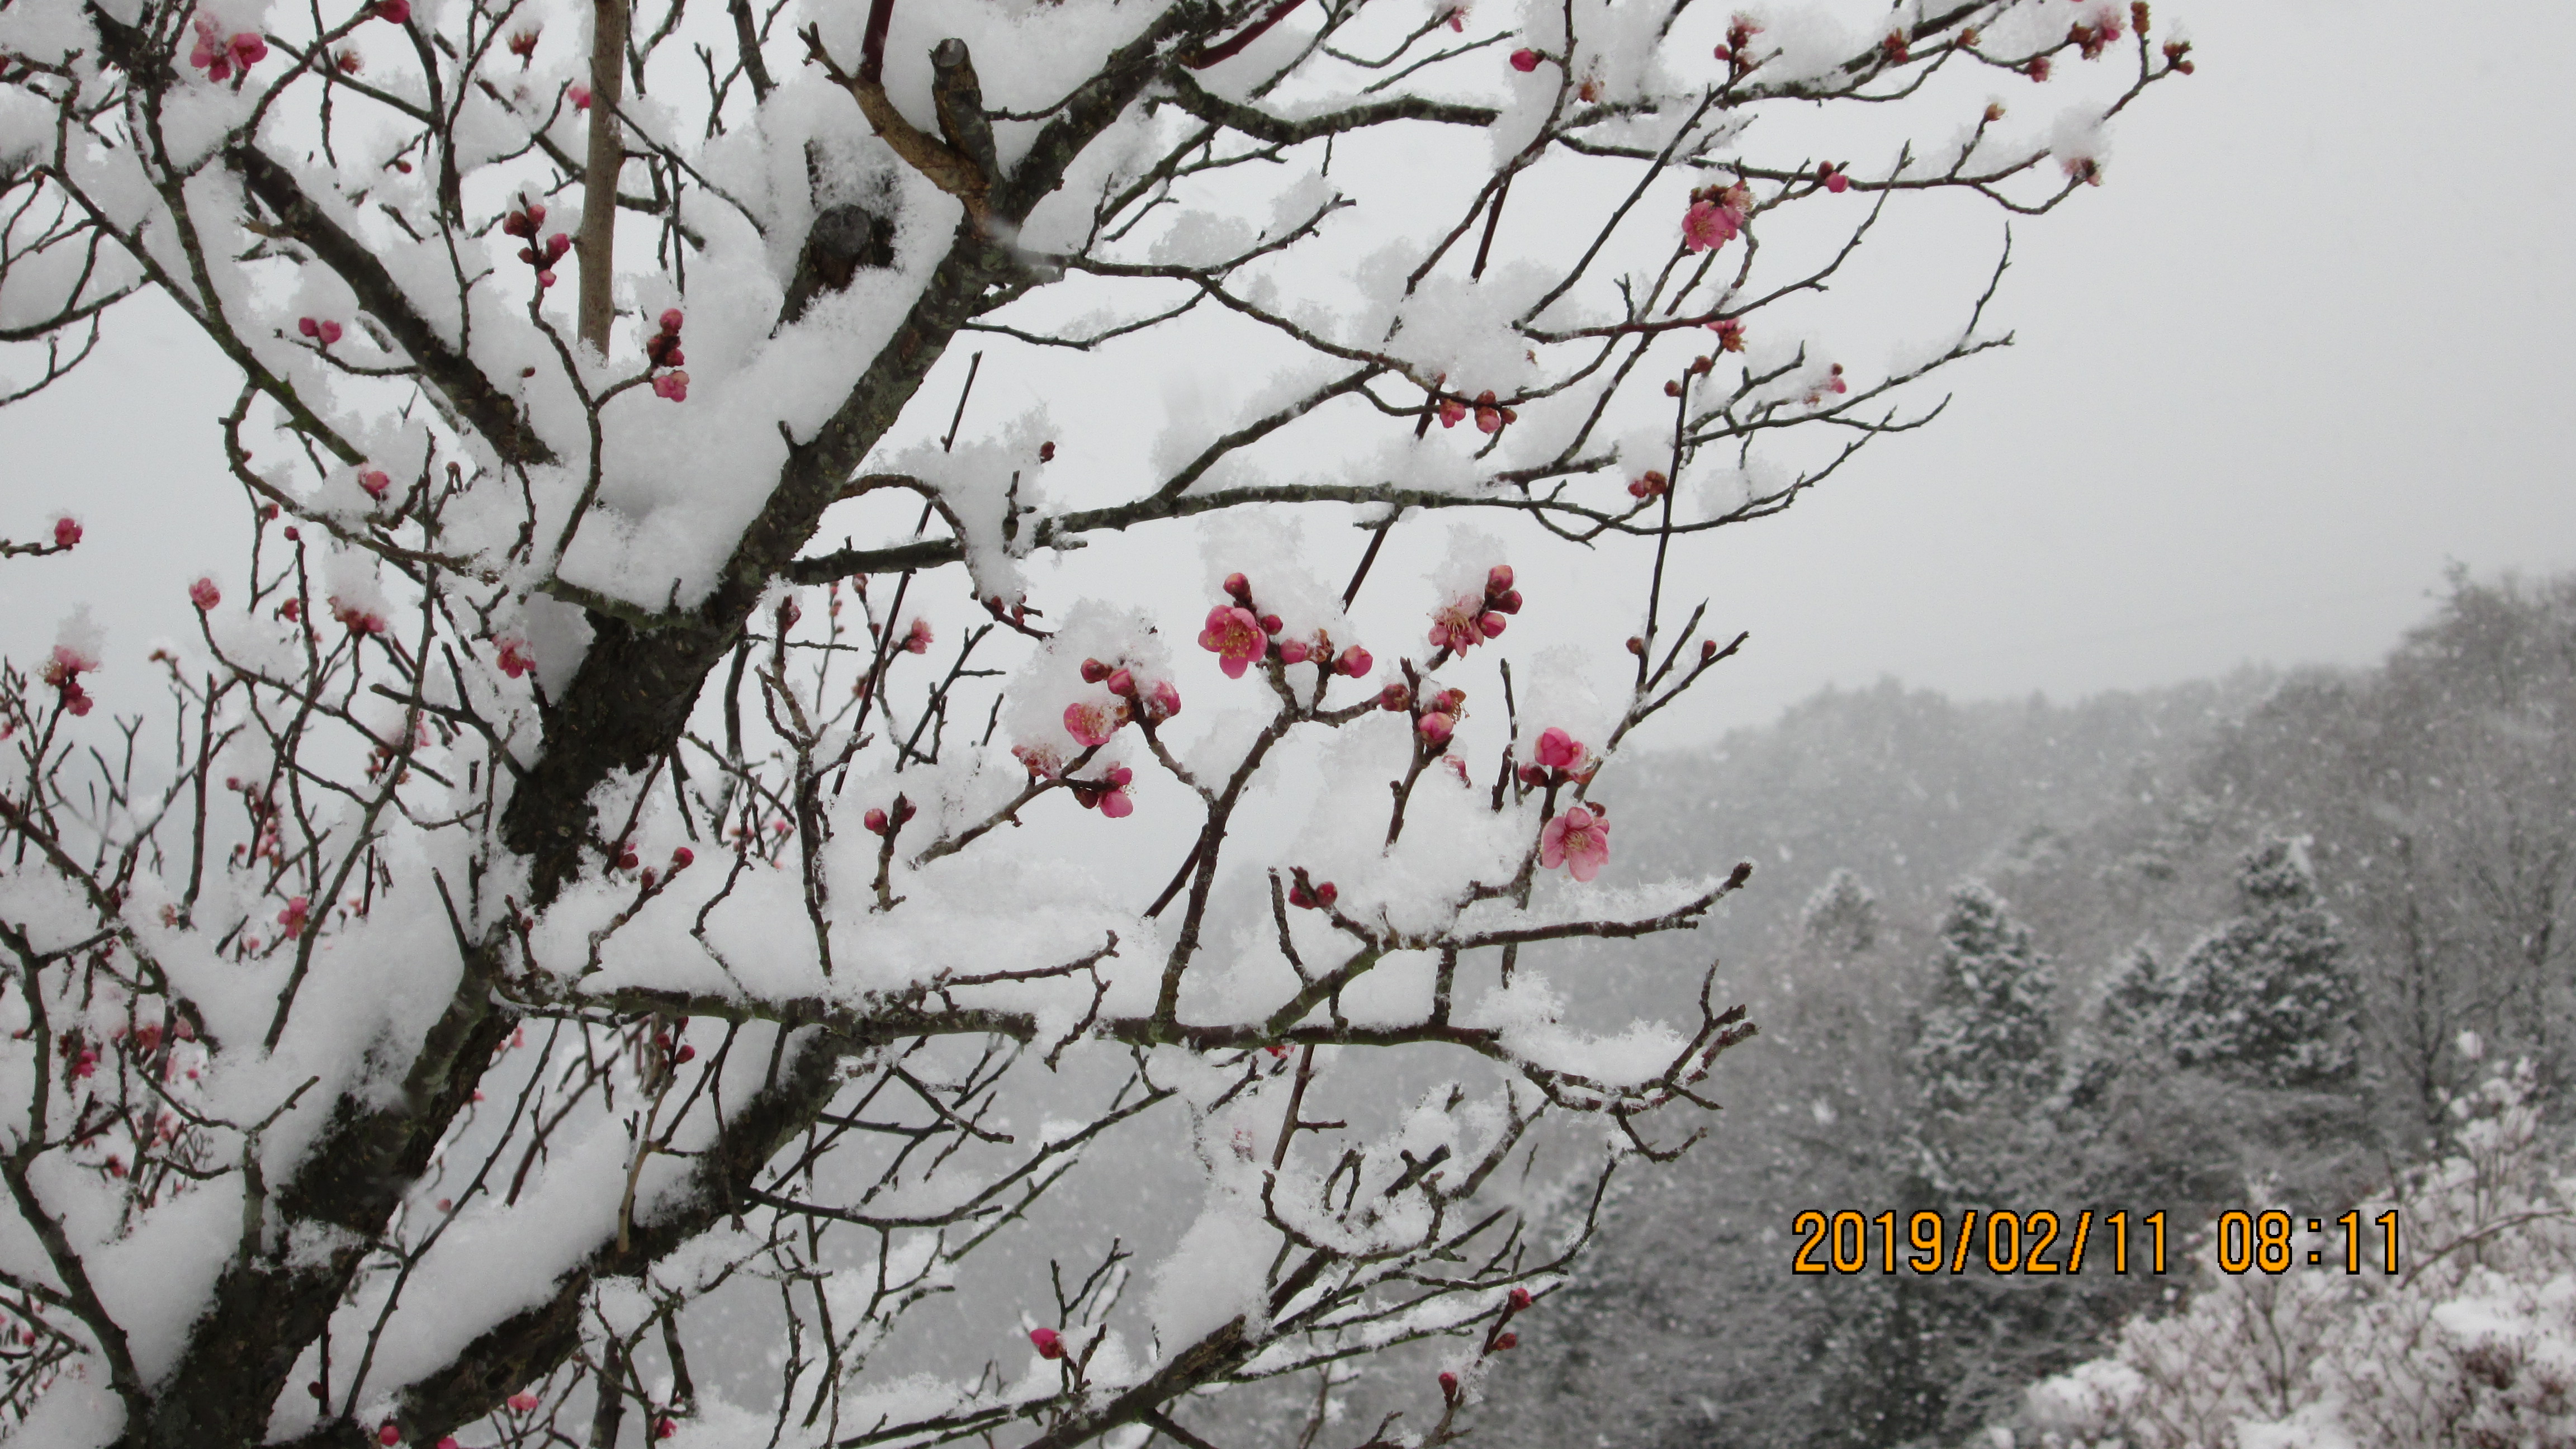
[{"x1": 4, "y1": 0, "x2": 2568, "y2": 741}]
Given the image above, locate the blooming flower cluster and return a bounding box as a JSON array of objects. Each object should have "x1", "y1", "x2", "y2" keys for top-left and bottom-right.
[
  {"x1": 1428, "y1": 564, "x2": 1522, "y2": 656},
  {"x1": 1197, "y1": 574, "x2": 1371, "y2": 680},
  {"x1": 1068, "y1": 764, "x2": 1134, "y2": 817},
  {"x1": 647, "y1": 309, "x2": 688, "y2": 401},
  {"x1": 500, "y1": 197, "x2": 570, "y2": 289},
  {"x1": 187, "y1": 12, "x2": 267, "y2": 83},
  {"x1": 1680, "y1": 182, "x2": 1751, "y2": 252},
  {"x1": 40, "y1": 643, "x2": 97, "y2": 716}
]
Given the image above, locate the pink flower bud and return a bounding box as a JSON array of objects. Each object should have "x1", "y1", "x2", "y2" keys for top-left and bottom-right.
[
  {"x1": 1080, "y1": 658, "x2": 1110, "y2": 683},
  {"x1": 359, "y1": 469, "x2": 391, "y2": 500},
  {"x1": 1486, "y1": 565, "x2": 1513, "y2": 596},
  {"x1": 298, "y1": 316, "x2": 320, "y2": 337},
  {"x1": 1287, "y1": 882, "x2": 1314, "y2": 910},
  {"x1": 1439, "y1": 1371, "x2": 1460, "y2": 1395},
  {"x1": 616, "y1": 850, "x2": 640, "y2": 871},
  {"x1": 1312, "y1": 882, "x2": 1336, "y2": 909},
  {"x1": 1497, "y1": 589, "x2": 1523, "y2": 614},
  {"x1": 1380, "y1": 683, "x2": 1410, "y2": 712},
  {"x1": 1337, "y1": 646, "x2": 1372, "y2": 678},
  {"x1": 374, "y1": 0, "x2": 409, "y2": 22},
  {"x1": 1479, "y1": 612, "x2": 1507, "y2": 639},
  {"x1": 1493, "y1": 1332, "x2": 1518, "y2": 1352},
  {"x1": 1030, "y1": 1327, "x2": 1064, "y2": 1359},
  {"x1": 380, "y1": 1424, "x2": 401, "y2": 1446},
  {"x1": 1417, "y1": 712, "x2": 1455, "y2": 746},
  {"x1": 51, "y1": 516, "x2": 80, "y2": 548},
  {"x1": 1105, "y1": 667, "x2": 1136, "y2": 697},
  {"x1": 1147, "y1": 679, "x2": 1182, "y2": 720},
  {"x1": 191, "y1": 577, "x2": 221, "y2": 610},
  {"x1": 1223, "y1": 572, "x2": 1251, "y2": 602},
  {"x1": 536, "y1": 269, "x2": 557, "y2": 288},
  {"x1": 660, "y1": 309, "x2": 684, "y2": 334},
  {"x1": 903, "y1": 618, "x2": 933, "y2": 655},
  {"x1": 1508, "y1": 1287, "x2": 1533, "y2": 1309},
  {"x1": 864, "y1": 808, "x2": 889, "y2": 834},
  {"x1": 1277, "y1": 640, "x2": 1311, "y2": 666},
  {"x1": 1258, "y1": 614, "x2": 1284, "y2": 636},
  {"x1": 1508, "y1": 47, "x2": 1540, "y2": 70},
  {"x1": 507, "y1": 1393, "x2": 541, "y2": 1413},
  {"x1": 671, "y1": 846, "x2": 694, "y2": 869}
]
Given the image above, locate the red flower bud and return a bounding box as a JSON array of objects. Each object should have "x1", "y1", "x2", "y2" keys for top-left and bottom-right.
[
  {"x1": 864, "y1": 808, "x2": 889, "y2": 834},
  {"x1": 1287, "y1": 883, "x2": 1314, "y2": 910},
  {"x1": 1439, "y1": 1371, "x2": 1460, "y2": 1395},
  {"x1": 1625, "y1": 636, "x2": 1645, "y2": 655},
  {"x1": 1105, "y1": 667, "x2": 1136, "y2": 697},
  {"x1": 1479, "y1": 612, "x2": 1507, "y2": 639},
  {"x1": 1337, "y1": 645, "x2": 1372, "y2": 678},
  {"x1": 1509, "y1": 1287, "x2": 1533, "y2": 1309},
  {"x1": 1486, "y1": 565, "x2": 1514, "y2": 596},
  {"x1": 1030, "y1": 1327, "x2": 1064, "y2": 1360},
  {"x1": 617, "y1": 850, "x2": 639, "y2": 871},
  {"x1": 1258, "y1": 614, "x2": 1284, "y2": 636},
  {"x1": 1497, "y1": 590, "x2": 1523, "y2": 614},
  {"x1": 671, "y1": 846, "x2": 694, "y2": 869},
  {"x1": 1277, "y1": 640, "x2": 1311, "y2": 666},
  {"x1": 380, "y1": 1425, "x2": 402, "y2": 1446},
  {"x1": 1493, "y1": 1332, "x2": 1518, "y2": 1352},
  {"x1": 1080, "y1": 658, "x2": 1110, "y2": 683},
  {"x1": 1223, "y1": 572, "x2": 1252, "y2": 602},
  {"x1": 1508, "y1": 47, "x2": 1540, "y2": 71},
  {"x1": 1313, "y1": 882, "x2": 1337, "y2": 909}
]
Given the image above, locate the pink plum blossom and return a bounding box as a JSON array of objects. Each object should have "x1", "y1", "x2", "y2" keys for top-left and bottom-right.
[
  {"x1": 190, "y1": 577, "x2": 222, "y2": 611},
  {"x1": 1428, "y1": 599, "x2": 1488, "y2": 655},
  {"x1": 1199, "y1": 604, "x2": 1266, "y2": 678},
  {"x1": 1063, "y1": 698, "x2": 1124, "y2": 747},
  {"x1": 1539, "y1": 805, "x2": 1611, "y2": 882},
  {"x1": 1534, "y1": 727, "x2": 1588, "y2": 774},
  {"x1": 277, "y1": 896, "x2": 312, "y2": 939},
  {"x1": 903, "y1": 618, "x2": 933, "y2": 654},
  {"x1": 1681, "y1": 199, "x2": 1739, "y2": 252},
  {"x1": 1436, "y1": 396, "x2": 1466, "y2": 428},
  {"x1": 506, "y1": 1393, "x2": 542, "y2": 1413},
  {"x1": 569, "y1": 84, "x2": 591, "y2": 109},
  {"x1": 496, "y1": 639, "x2": 535, "y2": 678},
  {"x1": 52, "y1": 516, "x2": 80, "y2": 548},
  {"x1": 652, "y1": 370, "x2": 690, "y2": 402}
]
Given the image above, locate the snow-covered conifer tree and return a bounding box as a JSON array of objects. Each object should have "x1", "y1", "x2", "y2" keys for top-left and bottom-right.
[
  {"x1": 1910, "y1": 882, "x2": 2058, "y2": 1111},
  {"x1": 2165, "y1": 836, "x2": 2361, "y2": 1090}
]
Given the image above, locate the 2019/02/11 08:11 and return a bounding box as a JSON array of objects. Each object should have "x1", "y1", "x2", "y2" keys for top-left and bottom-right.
[{"x1": 1788, "y1": 1209, "x2": 2403, "y2": 1276}]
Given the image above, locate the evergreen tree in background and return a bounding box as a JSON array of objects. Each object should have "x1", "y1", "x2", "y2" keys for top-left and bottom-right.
[
  {"x1": 1910, "y1": 883, "x2": 2060, "y2": 1112},
  {"x1": 2166, "y1": 837, "x2": 2362, "y2": 1088},
  {"x1": 1801, "y1": 868, "x2": 1882, "y2": 962}
]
